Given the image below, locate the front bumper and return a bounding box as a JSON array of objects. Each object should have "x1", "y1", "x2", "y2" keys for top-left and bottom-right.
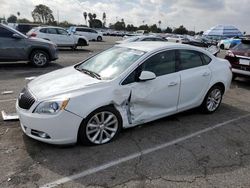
[
  {"x1": 232, "y1": 68, "x2": 250, "y2": 76},
  {"x1": 16, "y1": 101, "x2": 83, "y2": 145}
]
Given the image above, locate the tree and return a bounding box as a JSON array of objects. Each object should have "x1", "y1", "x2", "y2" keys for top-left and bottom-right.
[
  {"x1": 173, "y1": 25, "x2": 188, "y2": 35},
  {"x1": 93, "y1": 13, "x2": 97, "y2": 20},
  {"x1": 83, "y1": 12, "x2": 87, "y2": 25},
  {"x1": 17, "y1": 12, "x2": 20, "y2": 17},
  {"x1": 7, "y1": 15, "x2": 17, "y2": 23},
  {"x1": 112, "y1": 21, "x2": 126, "y2": 30},
  {"x1": 31, "y1": 4, "x2": 55, "y2": 24},
  {"x1": 149, "y1": 24, "x2": 158, "y2": 33},
  {"x1": 102, "y1": 12, "x2": 106, "y2": 27},
  {"x1": 126, "y1": 24, "x2": 137, "y2": 32},
  {"x1": 17, "y1": 18, "x2": 31, "y2": 23},
  {"x1": 164, "y1": 27, "x2": 172, "y2": 33},
  {"x1": 58, "y1": 20, "x2": 74, "y2": 27},
  {"x1": 138, "y1": 24, "x2": 149, "y2": 32},
  {"x1": 90, "y1": 19, "x2": 102, "y2": 28}
]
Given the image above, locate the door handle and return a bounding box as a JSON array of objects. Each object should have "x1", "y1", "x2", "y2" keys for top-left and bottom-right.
[
  {"x1": 202, "y1": 72, "x2": 210, "y2": 76},
  {"x1": 168, "y1": 82, "x2": 178, "y2": 87}
]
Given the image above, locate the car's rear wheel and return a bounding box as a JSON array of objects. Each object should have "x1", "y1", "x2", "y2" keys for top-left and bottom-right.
[
  {"x1": 78, "y1": 106, "x2": 122, "y2": 145},
  {"x1": 97, "y1": 36, "x2": 102, "y2": 41},
  {"x1": 201, "y1": 86, "x2": 223, "y2": 113},
  {"x1": 30, "y1": 50, "x2": 49, "y2": 67}
]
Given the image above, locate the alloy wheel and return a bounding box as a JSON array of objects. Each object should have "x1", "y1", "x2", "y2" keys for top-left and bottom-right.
[
  {"x1": 86, "y1": 111, "x2": 119, "y2": 144},
  {"x1": 206, "y1": 88, "x2": 222, "y2": 112},
  {"x1": 33, "y1": 52, "x2": 47, "y2": 66}
]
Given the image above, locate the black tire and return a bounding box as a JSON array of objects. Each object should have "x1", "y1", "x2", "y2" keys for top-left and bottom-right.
[
  {"x1": 77, "y1": 39, "x2": 87, "y2": 46},
  {"x1": 97, "y1": 36, "x2": 102, "y2": 41},
  {"x1": 200, "y1": 85, "x2": 223, "y2": 114},
  {"x1": 78, "y1": 106, "x2": 122, "y2": 146},
  {"x1": 220, "y1": 44, "x2": 225, "y2": 50},
  {"x1": 71, "y1": 45, "x2": 77, "y2": 50},
  {"x1": 30, "y1": 50, "x2": 49, "y2": 67}
]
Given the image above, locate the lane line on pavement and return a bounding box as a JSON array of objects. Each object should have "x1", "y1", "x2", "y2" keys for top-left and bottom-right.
[
  {"x1": 40, "y1": 114, "x2": 250, "y2": 188},
  {"x1": 0, "y1": 98, "x2": 16, "y2": 103}
]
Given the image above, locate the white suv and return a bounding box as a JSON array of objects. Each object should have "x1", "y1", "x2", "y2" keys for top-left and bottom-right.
[
  {"x1": 68, "y1": 27, "x2": 103, "y2": 41},
  {"x1": 27, "y1": 26, "x2": 89, "y2": 49}
]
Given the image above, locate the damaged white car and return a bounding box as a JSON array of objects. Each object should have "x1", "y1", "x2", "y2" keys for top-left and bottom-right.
[{"x1": 16, "y1": 42, "x2": 232, "y2": 145}]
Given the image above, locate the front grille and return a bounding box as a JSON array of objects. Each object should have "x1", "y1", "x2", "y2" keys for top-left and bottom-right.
[{"x1": 18, "y1": 88, "x2": 35, "y2": 110}]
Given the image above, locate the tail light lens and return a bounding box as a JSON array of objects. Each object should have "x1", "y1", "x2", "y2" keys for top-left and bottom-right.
[
  {"x1": 30, "y1": 32, "x2": 37, "y2": 37},
  {"x1": 227, "y1": 50, "x2": 235, "y2": 57}
]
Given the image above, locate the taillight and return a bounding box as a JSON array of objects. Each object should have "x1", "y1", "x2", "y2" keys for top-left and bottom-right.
[
  {"x1": 30, "y1": 32, "x2": 37, "y2": 37},
  {"x1": 227, "y1": 50, "x2": 235, "y2": 57}
]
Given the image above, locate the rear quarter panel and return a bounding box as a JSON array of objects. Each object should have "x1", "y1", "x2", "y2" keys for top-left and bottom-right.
[{"x1": 208, "y1": 58, "x2": 232, "y2": 92}]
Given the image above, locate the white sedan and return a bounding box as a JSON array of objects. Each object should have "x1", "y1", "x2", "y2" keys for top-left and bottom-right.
[
  {"x1": 16, "y1": 42, "x2": 232, "y2": 145},
  {"x1": 27, "y1": 26, "x2": 89, "y2": 49}
]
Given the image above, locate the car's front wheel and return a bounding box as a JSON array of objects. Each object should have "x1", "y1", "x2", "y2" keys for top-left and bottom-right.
[
  {"x1": 201, "y1": 86, "x2": 223, "y2": 113},
  {"x1": 30, "y1": 50, "x2": 49, "y2": 67},
  {"x1": 78, "y1": 106, "x2": 122, "y2": 145}
]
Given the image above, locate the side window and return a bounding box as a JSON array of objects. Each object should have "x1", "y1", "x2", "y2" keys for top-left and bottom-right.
[
  {"x1": 178, "y1": 50, "x2": 203, "y2": 70},
  {"x1": 201, "y1": 53, "x2": 212, "y2": 65},
  {"x1": 142, "y1": 38, "x2": 153, "y2": 41},
  {"x1": 76, "y1": 28, "x2": 84, "y2": 32},
  {"x1": 57, "y1": 29, "x2": 68, "y2": 35},
  {"x1": 40, "y1": 28, "x2": 47, "y2": 33},
  {"x1": 0, "y1": 27, "x2": 13, "y2": 38},
  {"x1": 142, "y1": 50, "x2": 176, "y2": 77},
  {"x1": 47, "y1": 28, "x2": 57, "y2": 34}
]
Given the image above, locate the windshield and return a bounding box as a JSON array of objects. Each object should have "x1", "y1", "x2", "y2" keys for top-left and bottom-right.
[
  {"x1": 77, "y1": 47, "x2": 145, "y2": 80},
  {"x1": 233, "y1": 43, "x2": 250, "y2": 52},
  {"x1": 123, "y1": 36, "x2": 139, "y2": 42}
]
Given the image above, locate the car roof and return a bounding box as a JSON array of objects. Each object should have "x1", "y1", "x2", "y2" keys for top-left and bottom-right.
[
  {"x1": 37, "y1": 26, "x2": 66, "y2": 29},
  {"x1": 116, "y1": 42, "x2": 201, "y2": 53}
]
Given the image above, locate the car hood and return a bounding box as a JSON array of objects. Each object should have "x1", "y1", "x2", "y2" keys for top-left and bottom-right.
[
  {"x1": 28, "y1": 37, "x2": 55, "y2": 45},
  {"x1": 28, "y1": 66, "x2": 103, "y2": 100}
]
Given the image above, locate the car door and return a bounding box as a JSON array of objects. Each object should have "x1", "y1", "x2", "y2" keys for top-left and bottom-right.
[
  {"x1": 121, "y1": 50, "x2": 180, "y2": 124},
  {"x1": 0, "y1": 26, "x2": 27, "y2": 61},
  {"x1": 177, "y1": 49, "x2": 212, "y2": 111},
  {"x1": 56, "y1": 28, "x2": 74, "y2": 46},
  {"x1": 46, "y1": 28, "x2": 60, "y2": 45}
]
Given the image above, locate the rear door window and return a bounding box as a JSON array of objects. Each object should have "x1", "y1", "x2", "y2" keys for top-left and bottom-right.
[
  {"x1": 47, "y1": 28, "x2": 57, "y2": 34},
  {"x1": 178, "y1": 50, "x2": 204, "y2": 70}
]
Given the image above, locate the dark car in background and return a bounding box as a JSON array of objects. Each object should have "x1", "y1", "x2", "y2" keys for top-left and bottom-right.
[
  {"x1": 0, "y1": 23, "x2": 58, "y2": 67},
  {"x1": 225, "y1": 40, "x2": 250, "y2": 78}
]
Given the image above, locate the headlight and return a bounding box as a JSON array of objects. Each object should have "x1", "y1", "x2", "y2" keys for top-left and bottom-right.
[{"x1": 33, "y1": 99, "x2": 69, "y2": 114}]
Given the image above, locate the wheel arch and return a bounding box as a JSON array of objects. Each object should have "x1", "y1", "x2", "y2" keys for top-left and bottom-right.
[
  {"x1": 28, "y1": 47, "x2": 52, "y2": 61},
  {"x1": 77, "y1": 103, "x2": 123, "y2": 143},
  {"x1": 211, "y1": 82, "x2": 225, "y2": 94},
  {"x1": 77, "y1": 38, "x2": 88, "y2": 46}
]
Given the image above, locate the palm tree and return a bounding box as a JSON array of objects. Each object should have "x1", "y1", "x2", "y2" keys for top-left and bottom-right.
[
  {"x1": 158, "y1": 20, "x2": 162, "y2": 28},
  {"x1": 17, "y1": 12, "x2": 20, "y2": 17},
  {"x1": 93, "y1": 13, "x2": 97, "y2": 20},
  {"x1": 102, "y1": 12, "x2": 106, "y2": 27},
  {"x1": 83, "y1": 12, "x2": 87, "y2": 25}
]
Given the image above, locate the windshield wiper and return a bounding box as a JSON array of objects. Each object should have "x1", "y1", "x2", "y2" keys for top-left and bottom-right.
[{"x1": 76, "y1": 67, "x2": 101, "y2": 80}]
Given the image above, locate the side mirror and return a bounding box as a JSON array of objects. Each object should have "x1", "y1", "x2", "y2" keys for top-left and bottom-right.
[
  {"x1": 139, "y1": 71, "x2": 156, "y2": 81},
  {"x1": 12, "y1": 33, "x2": 23, "y2": 39}
]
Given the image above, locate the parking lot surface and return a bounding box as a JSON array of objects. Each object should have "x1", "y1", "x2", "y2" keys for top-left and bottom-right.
[{"x1": 1, "y1": 37, "x2": 250, "y2": 188}]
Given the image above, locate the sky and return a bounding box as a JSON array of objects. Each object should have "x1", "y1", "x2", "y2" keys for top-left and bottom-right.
[{"x1": 0, "y1": 0, "x2": 249, "y2": 33}]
